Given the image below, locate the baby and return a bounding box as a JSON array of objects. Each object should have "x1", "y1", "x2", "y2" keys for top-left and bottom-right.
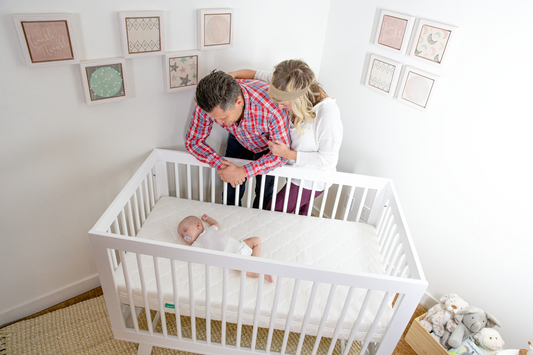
[{"x1": 177, "y1": 214, "x2": 273, "y2": 282}]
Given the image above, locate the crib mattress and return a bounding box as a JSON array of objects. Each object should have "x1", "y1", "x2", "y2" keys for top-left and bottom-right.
[{"x1": 114, "y1": 196, "x2": 392, "y2": 341}]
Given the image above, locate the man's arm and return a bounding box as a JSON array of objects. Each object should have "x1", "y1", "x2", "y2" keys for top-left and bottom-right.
[{"x1": 186, "y1": 105, "x2": 225, "y2": 169}]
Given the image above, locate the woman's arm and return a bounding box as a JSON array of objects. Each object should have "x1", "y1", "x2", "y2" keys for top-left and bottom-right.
[
  {"x1": 227, "y1": 69, "x2": 256, "y2": 79},
  {"x1": 267, "y1": 140, "x2": 297, "y2": 161}
]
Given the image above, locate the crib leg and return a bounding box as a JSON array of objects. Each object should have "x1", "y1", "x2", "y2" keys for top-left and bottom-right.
[
  {"x1": 340, "y1": 339, "x2": 346, "y2": 353},
  {"x1": 138, "y1": 343, "x2": 153, "y2": 355}
]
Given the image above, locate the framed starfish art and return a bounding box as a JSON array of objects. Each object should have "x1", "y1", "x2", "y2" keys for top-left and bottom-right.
[
  {"x1": 163, "y1": 50, "x2": 202, "y2": 93},
  {"x1": 79, "y1": 58, "x2": 128, "y2": 105}
]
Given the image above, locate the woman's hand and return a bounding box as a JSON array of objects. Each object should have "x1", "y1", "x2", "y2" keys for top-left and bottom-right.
[{"x1": 267, "y1": 140, "x2": 297, "y2": 160}]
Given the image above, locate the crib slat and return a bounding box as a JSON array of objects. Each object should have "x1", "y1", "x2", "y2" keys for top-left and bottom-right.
[
  {"x1": 119, "y1": 250, "x2": 139, "y2": 333},
  {"x1": 199, "y1": 166, "x2": 204, "y2": 202},
  {"x1": 331, "y1": 184, "x2": 343, "y2": 220},
  {"x1": 108, "y1": 248, "x2": 118, "y2": 270},
  {"x1": 153, "y1": 257, "x2": 168, "y2": 337},
  {"x1": 236, "y1": 271, "x2": 246, "y2": 349},
  {"x1": 221, "y1": 268, "x2": 228, "y2": 347},
  {"x1": 112, "y1": 219, "x2": 120, "y2": 235},
  {"x1": 188, "y1": 262, "x2": 196, "y2": 342},
  {"x1": 170, "y1": 260, "x2": 182, "y2": 340},
  {"x1": 223, "y1": 183, "x2": 228, "y2": 205},
  {"x1": 319, "y1": 187, "x2": 329, "y2": 218},
  {"x1": 258, "y1": 175, "x2": 266, "y2": 210},
  {"x1": 271, "y1": 177, "x2": 279, "y2": 212},
  {"x1": 246, "y1": 180, "x2": 253, "y2": 208},
  {"x1": 343, "y1": 290, "x2": 373, "y2": 355},
  {"x1": 174, "y1": 163, "x2": 180, "y2": 198},
  {"x1": 138, "y1": 187, "x2": 146, "y2": 224},
  {"x1": 126, "y1": 201, "x2": 135, "y2": 237},
  {"x1": 266, "y1": 276, "x2": 283, "y2": 354},
  {"x1": 136, "y1": 255, "x2": 154, "y2": 335},
  {"x1": 386, "y1": 242, "x2": 403, "y2": 275},
  {"x1": 359, "y1": 292, "x2": 392, "y2": 355},
  {"x1": 327, "y1": 286, "x2": 356, "y2": 355},
  {"x1": 148, "y1": 169, "x2": 155, "y2": 208},
  {"x1": 132, "y1": 193, "x2": 141, "y2": 232},
  {"x1": 281, "y1": 279, "x2": 301, "y2": 355},
  {"x1": 186, "y1": 165, "x2": 192, "y2": 200},
  {"x1": 342, "y1": 186, "x2": 355, "y2": 221},
  {"x1": 379, "y1": 214, "x2": 394, "y2": 249},
  {"x1": 355, "y1": 188, "x2": 368, "y2": 222},
  {"x1": 235, "y1": 185, "x2": 240, "y2": 206},
  {"x1": 384, "y1": 234, "x2": 400, "y2": 269},
  {"x1": 296, "y1": 281, "x2": 319, "y2": 355},
  {"x1": 307, "y1": 181, "x2": 317, "y2": 217},
  {"x1": 143, "y1": 178, "x2": 150, "y2": 215},
  {"x1": 205, "y1": 265, "x2": 211, "y2": 344},
  {"x1": 211, "y1": 168, "x2": 216, "y2": 203},
  {"x1": 283, "y1": 178, "x2": 292, "y2": 213},
  {"x1": 311, "y1": 284, "x2": 338, "y2": 355},
  {"x1": 392, "y1": 254, "x2": 406, "y2": 277},
  {"x1": 251, "y1": 274, "x2": 264, "y2": 351},
  {"x1": 376, "y1": 201, "x2": 391, "y2": 238},
  {"x1": 294, "y1": 183, "x2": 303, "y2": 216}
]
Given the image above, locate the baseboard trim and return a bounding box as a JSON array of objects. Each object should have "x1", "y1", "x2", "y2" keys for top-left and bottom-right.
[{"x1": 0, "y1": 274, "x2": 100, "y2": 327}]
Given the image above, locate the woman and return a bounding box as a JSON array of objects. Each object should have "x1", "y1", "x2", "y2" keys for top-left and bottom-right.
[{"x1": 229, "y1": 59, "x2": 343, "y2": 215}]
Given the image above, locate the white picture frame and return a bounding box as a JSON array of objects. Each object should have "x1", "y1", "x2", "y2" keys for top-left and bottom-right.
[
  {"x1": 397, "y1": 66, "x2": 439, "y2": 110},
  {"x1": 409, "y1": 19, "x2": 457, "y2": 66},
  {"x1": 118, "y1": 11, "x2": 165, "y2": 58},
  {"x1": 79, "y1": 58, "x2": 128, "y2": 105},
  {"x1": 197, "y1": 8, "x2": 234, "y2": 50},
  {"x1": 163, "y1": 50, "x2": 202, "y2": 93},
  {"x1": 12, "y1": 13, "x2": 79, "y2": 68},
  {"x1": 365, "y1": 54, "x2": 403, "y2": 97},
  {"x1": 374, "y1": 10, "x2": 415, "y2": 54}
]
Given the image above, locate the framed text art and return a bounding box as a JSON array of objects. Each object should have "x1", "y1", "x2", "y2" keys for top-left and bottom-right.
[
  {"x1": 12, "y1": 13, "x2": 79, "y2": 68},
  {"x1": 374, "y1": 10, "x2": 415, "y2": 54},
  {"x1": 118, "y1": 11, "x2": 165, "y2": 58},
  {"x1": 410, "y1": 19, "x2": 457, "y2": 66},
  {"x1": 397, "y1": 66, "x2": 439, "y2": 110},
  {"x1": 79, "y1": 58, "x2": 128, "y2": 105},
  {"x1": 163, "y1": 50, "x2": 201, "y2": 93},
  {"x1": 197, "y1": 8, "x2": 234, "y2": 50},
  {"x1": 365, "y1": 54, "x2": 402, "y2": 97}
]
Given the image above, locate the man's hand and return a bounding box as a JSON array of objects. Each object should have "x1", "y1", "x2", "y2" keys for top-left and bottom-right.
[{"x1": 217, "y1": 161, "x2": 247, "y2": 187}]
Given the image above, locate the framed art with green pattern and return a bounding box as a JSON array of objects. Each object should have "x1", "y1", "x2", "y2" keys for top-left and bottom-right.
[
  {"x1": 80, "y1": 58, "x2": 128, "y2": 105},
  {"x1": 163, "y1": 50, "x2": 202, "y2": 93}
]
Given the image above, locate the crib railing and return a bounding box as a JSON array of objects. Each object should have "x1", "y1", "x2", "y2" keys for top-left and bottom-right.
[{"x1": 89, "y1": 148, "x2": 427, "y2": 355}]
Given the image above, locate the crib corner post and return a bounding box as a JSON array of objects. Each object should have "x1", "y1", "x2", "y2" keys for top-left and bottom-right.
[{"x1": 153, "y1": 160, "x2": 169, "y2": 199}]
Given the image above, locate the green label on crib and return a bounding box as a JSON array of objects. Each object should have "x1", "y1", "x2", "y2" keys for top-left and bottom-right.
[{"x1": 165, "y1": 303, "x2": 175, "y2": 309}]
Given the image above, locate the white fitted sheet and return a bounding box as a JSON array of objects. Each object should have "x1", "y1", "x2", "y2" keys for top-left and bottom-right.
[{"x1": 115, "y1": 196, "x2": 392, "y2": 341}]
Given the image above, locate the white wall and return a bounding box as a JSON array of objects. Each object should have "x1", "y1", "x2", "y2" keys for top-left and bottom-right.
[
  {"x1": 0, "y1": 0, "x2": 330, "y2": 325},
  {"x1": 319, "y1": 0, "x2": 533, "y2": 348}
]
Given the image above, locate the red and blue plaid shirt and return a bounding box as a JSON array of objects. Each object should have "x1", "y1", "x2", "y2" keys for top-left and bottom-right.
[{"x1": 186, "y1": 80, "x2": 290, "y2": 178}]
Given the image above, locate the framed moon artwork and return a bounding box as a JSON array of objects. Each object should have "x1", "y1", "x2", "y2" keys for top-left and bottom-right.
[{"x1": 197, "y1": 8, "x2": 234, "y2": 50}]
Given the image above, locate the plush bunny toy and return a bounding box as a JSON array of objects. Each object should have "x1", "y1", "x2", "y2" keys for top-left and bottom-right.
[
  {"x1": 420, "y1": 293, "x2": 469, "y2": 337},
  {"x1": 442, "y1": 306, "x2": 501, "y2": 349},
  {"x1": 473, "y1": 328, "x2": 504, "y2": 355}
]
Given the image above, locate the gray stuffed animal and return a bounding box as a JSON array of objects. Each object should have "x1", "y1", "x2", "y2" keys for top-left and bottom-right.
[{"x1": 441, "y1": 306, "x2": 501, "y2": 349}]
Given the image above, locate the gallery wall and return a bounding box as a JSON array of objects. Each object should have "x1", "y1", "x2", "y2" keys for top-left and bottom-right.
[
  {"x1": 0, "y1": 0, "x2": 330, "y2": 325},
  {"x1": 319, "y1": 0, "x2": 533, "y2": 348}
]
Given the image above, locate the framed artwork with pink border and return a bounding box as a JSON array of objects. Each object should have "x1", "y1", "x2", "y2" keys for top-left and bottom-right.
[
  {"x1": 118, "y1": 11, "x2": 165, "y2": 59},
  {"x1": 79, "y1": 58, "x2": 129, "y2": 105},
  {"x1": 364, "y1": 54, "x2": 402, "y2": 97},
  {"x1": 374, "y1": 10, "x2": 415, "y2": 54},
  {"x1": 163, "y1": 50, "x2": 202, "y2": 93},
  {"x1": 197, "y1": 8, "x2": 234, "y2": 50},
  {"x1": 12, "y1": 13, "x2": 79, "y2": 68},
  {"x1": 409, "y1": 19, "x2": 457, "y2": 66},
  {"x1": 397, "y1": 66, "x2": 439, "y2": 110}
]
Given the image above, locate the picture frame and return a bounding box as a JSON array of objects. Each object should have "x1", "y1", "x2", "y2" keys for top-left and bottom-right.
[
  {"x1": 374, "y1": 10, "x2": 415, "y2": 54},
  {"x1": 409, "y1": 19, "x2": 457, "y2": 66},
  {"x1": 163, "y1": 50, "x2": 202, "y2": 93},
  {"x1": 197, "y1": 8, "x2": 234, "y2": 50},
  {"x1": 118, "y1": 11, "x2": 165, "y2": 58},
  {"x1": 364, "y1": 54, "x2": 403, "y2": 97},
  {"x1": 12, "y1": 13, "x2": 79, "y2": 68},
  {"x1": 79, "y1": 58, "x2": 128, "y2": 105},
  {"x1": 397, "y1": 66, "x2": 439, "y2": 110}
]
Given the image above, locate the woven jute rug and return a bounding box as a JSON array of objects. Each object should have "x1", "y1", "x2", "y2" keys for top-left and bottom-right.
[{"x1": 0, "y1": 296, "x2": 366, "y2": 355}]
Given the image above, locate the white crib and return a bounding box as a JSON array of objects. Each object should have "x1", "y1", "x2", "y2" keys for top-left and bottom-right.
[{"x1": 89, "y1": 148, "x2": 427, "y2": 355}]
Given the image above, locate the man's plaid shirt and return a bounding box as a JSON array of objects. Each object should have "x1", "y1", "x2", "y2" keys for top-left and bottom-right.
[{"x1": 185, "y1": 79, "x2": 290, "y2": 178}]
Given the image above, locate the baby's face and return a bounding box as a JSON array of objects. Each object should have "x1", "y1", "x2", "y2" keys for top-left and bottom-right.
[{"x1": 177, "y1": 219, "x2": 203, "y2": 244}]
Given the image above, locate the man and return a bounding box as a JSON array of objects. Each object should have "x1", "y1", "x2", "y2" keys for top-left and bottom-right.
[{"x1": 185, "y1": 70, "x2": 290, "y2": 208}]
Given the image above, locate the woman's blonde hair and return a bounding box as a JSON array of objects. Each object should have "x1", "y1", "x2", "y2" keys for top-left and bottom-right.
[{"x1": 271, "y1": 60, "x2": 326, "y2": 135}]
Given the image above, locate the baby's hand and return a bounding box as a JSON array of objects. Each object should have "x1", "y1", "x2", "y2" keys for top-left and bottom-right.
[{"x1": 202, "y1": 214, "x2": 209, "y2": 221}]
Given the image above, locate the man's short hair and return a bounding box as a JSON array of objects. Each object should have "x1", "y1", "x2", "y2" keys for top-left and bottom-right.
[{"x1": 195, "y1": 70, "x2": 242, "y2": 112}]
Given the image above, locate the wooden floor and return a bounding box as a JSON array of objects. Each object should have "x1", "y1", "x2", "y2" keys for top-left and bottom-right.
[{"x1": 13, "y1": 287, "x2": 426, "y2": 354}]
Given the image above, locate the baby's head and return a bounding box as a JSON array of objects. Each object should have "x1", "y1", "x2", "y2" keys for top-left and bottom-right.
[{"x1": 177, "y1": 215, "x2": 204, "y2": 244}]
